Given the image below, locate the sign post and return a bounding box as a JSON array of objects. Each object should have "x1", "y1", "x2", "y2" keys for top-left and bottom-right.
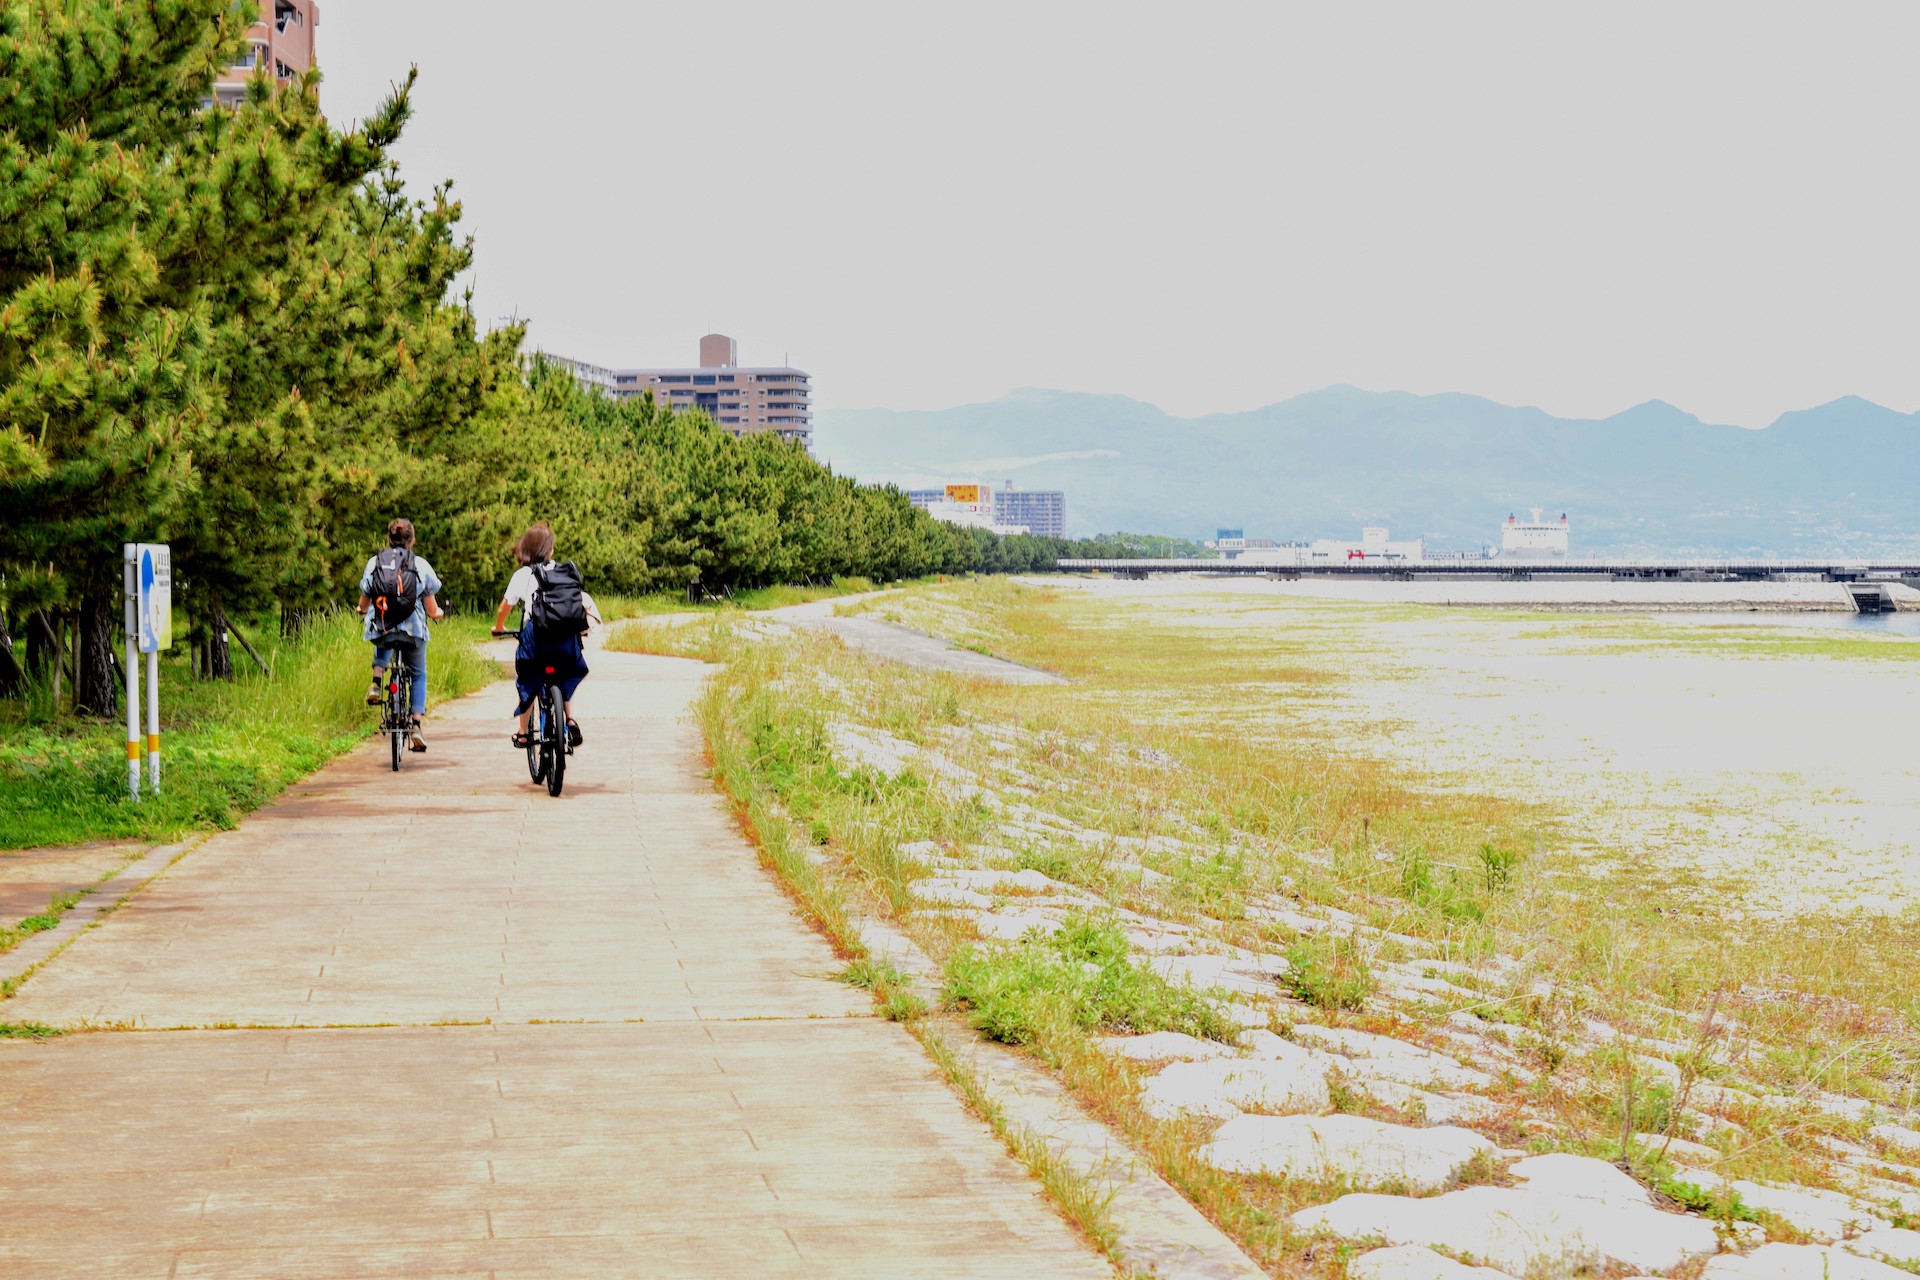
[
  {"x1": 136, "y1": 544, "x2": 171, "y2": 795},
  {"x1": 121, "y1": 545, "x2": 141, "y2": 801}
]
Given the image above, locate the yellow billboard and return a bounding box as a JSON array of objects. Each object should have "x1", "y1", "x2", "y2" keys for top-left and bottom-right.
[{"x1": 946, "y1": 484, "x2": 981, "y2": 504}]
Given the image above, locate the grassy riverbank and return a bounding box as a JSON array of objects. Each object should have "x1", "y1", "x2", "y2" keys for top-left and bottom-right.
[
  {"x1": 691, "y1": 577, "x2": 1920, "y2": 1275},
  {"x1": 0, "y1": 612, "x2": 500, "y2": 850},
  {"x1": 601, "y1": 576, "x2": 881, "y2": 619}
]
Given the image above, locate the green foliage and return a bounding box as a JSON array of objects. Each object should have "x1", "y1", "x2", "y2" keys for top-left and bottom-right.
[
  {"x1": 1610, "y1": 1077, "x2": 1679, "y2": 1136},
  {"x1": 0, "y1": 610, "x2": 497, "y2": 849},
  {"x1": 944, "y1": 912, "x2": 1238, "y2": 1045},
  {"x1": 1479, "y1": 842, "x2": 1519, "y2": 892},
  {"x1": 1283, "y1": 932, "x2": 1376, "y2": 1010},
  {"x1": 837, "y1": 958, "x2": 927, "y2": 1022},
  {"x1": 1657, "y1": 1177, "x2": 1762, "y2": 1223}
]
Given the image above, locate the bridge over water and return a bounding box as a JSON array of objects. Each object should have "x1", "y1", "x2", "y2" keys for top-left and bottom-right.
[{"x1": 1055, "y1": 558, "x2": 1920, "y2": 610}]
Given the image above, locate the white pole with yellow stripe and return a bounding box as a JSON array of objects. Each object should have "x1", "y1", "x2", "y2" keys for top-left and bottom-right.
[{"x1": 122, "y1": 543, "x2": 141, "y2": 801}]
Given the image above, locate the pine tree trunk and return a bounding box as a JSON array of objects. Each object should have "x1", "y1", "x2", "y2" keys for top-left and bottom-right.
[
  {"x1": 24, "y1": 610, "x2": 53, "y2": 677},
  {"x1": 0, "y1": 609, "x2": 23, "y2": 696},
  {"x1": 207, "y1": 608, "x2": 234, "y2": 680},
  {"x1": 75, "y1": 593, "x2": 119, "y2": 719},
  {"x1": 280, "y1": 604, "x2": 316, "y2": 639}
]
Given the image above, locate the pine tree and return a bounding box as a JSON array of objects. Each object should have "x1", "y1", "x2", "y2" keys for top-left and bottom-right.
[{"x1": 0, "y1": 1, "x2": 404, "y2": 711}]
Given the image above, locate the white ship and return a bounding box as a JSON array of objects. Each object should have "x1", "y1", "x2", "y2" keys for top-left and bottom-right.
[{"x1": 1500, "y1": 506, "x2": 1569, "y2": 558}]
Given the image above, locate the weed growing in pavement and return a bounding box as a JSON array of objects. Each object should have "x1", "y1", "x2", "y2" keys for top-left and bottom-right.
[
  {"x1": 944, "y1": 914, "x2": 1239, "y2": 1046},
  {"x1": 0, "y1": 1022, "x2": 64, "y2": 1039},
  {"x1": 837, "y1": 957, "x2": 928, "y2": 1022},
  {"x1": 1284, "y1": 933, "x2": 1376, "y2": 1011},
  {"x1": 0, "y1": 889, "x2": 84, "y2": 955}
]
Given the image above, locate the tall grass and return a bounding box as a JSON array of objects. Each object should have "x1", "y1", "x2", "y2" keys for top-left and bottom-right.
[{"x1": 0, "y1": 611, "x2": 500, "y2": 849}]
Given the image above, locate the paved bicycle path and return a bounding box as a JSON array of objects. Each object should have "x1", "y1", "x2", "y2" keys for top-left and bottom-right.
[{"x1": 0, "y1": 647, "x2": 1110, "y2": 1277}]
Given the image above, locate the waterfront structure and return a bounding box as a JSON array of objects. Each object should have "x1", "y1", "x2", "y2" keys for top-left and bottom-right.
[
  {"x1": 906, "y1": 483, "x2": 1033, "y2": 535},
  {"x1": 1230, "y1": 527, "x2": 1427, "y2": 566},
  {"x1": 610, "y1": 334, "x2": 812, "y2": 445},
  {"x1": 1501, "y1": 507, "x2": 1571, "y2": 558},
  {"x1": 212, "y1": 0, "x2": 319, "y2": 107},
  {"x1": 1204, "y1": 530, "x2": 1286, "y2": 559},
  {"x1": 992, "y1": 483, "x2": 1065, "y2": 538},
  {"x1": 908, "y1": 482, "x2": 1065, "y2": 537}
]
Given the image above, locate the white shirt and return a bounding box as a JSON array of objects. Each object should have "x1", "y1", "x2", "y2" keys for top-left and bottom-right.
[{"x1": 502, "y1": 561, "x2": 552, "y2": 610}]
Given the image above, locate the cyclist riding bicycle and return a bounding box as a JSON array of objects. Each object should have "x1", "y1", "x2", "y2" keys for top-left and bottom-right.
[
  {"x1": 491, "y1": 523, "x2": 594, "y2": 750},
  {"x1": 356, "y1": 518, "x2": 445, "y2": 752}
]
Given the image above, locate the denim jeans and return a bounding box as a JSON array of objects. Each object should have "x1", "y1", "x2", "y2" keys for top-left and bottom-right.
[{"x1": 372, "y1": 637, "x2": 427, "y2": 718}]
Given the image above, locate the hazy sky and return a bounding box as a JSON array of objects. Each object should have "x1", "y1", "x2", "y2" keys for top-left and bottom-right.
[{"x1": 317, "y1": 3, "x2": 1919, "y2": 427}]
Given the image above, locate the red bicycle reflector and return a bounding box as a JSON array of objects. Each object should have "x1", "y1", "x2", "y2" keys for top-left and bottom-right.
[{"x1": 544, "y1": 666, "x2": 555, "y2": 674}]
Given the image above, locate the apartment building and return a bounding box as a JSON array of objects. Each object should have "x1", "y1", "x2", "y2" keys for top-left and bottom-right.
[
  {"x1": 212, "y1": 0, "x2": 319, "y2": 107},
  {"x1": 992, "y1": 483, "x2": 1066, "y2": 538},
  {"x1": 611, "y1": 334, "x2": 812, "y2": 445},
  {"x1": 908, "y1": 482, "x2": 1067, "y2": 538}
]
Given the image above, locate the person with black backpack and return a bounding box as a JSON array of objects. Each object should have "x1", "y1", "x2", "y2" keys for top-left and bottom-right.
[
  {"x1": 489, "y1": 522, "x2": 594, "y2": 749},
  {"x1": 355, "y1": 518, "x2": 446, "y2": 751}
]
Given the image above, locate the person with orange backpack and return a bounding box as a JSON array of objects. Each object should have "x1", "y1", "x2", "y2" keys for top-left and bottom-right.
[{"x1": 355, "y1": 518, "x2": 445, "y2": 751}]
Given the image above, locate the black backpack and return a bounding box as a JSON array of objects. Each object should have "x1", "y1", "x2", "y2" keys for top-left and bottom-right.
[
  {"x1": 368, "y1": 548, "x2": 419, "y2": 628},
  {"x1": 529, "y1": 562, "x2": 588, "y2": 639}
]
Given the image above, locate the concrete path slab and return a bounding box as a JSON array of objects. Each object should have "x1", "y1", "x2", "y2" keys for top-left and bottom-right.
[
  {"x1": 0, "y1": 648, "x2": 1111, "y2": 1277},
  {"x1": 0, "y1": 839, "x2": 143, "y2": 924}
]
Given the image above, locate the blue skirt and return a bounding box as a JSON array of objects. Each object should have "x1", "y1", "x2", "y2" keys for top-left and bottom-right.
[{"x1": 513, "y1": 626, "x2": 588, "y2": 714}]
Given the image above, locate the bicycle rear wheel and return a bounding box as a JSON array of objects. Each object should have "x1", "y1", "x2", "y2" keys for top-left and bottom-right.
[
  {"x1": 543, "y1": 684, "x2": 566, "y2": 797},
  {"x1": 388, "y1": 680, "x2": 405, "y2": 772}
]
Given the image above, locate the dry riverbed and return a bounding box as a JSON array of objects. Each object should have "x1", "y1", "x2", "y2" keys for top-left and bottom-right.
[{"x1": 616, "y1": 579, "x2": 1920, "y2": 1280}]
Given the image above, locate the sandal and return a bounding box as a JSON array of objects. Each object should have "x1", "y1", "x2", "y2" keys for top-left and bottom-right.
[
  {"x1": 566, "y1": 720, "x2": 584, "y2": 747},
  {"x1": 511, "y1": 731, "x2": 533, "y2": 749}
]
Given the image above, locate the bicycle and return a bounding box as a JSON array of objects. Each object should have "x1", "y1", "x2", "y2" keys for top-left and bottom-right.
[{"x1": 494, "y1": 629, "x2": 572, "y2": 797}]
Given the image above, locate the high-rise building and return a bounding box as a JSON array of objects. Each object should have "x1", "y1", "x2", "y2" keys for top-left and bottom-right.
[
  {"x1": 610, "y1": 334, "x2": 812, "y2": 445},
  {"x1": 906, "y1": 482, "x2": 1066, "y2": 537},
  {"x1": 212, "y1": 1, "x2": 319, "y2": 108},
  {"x1": 992, "y1": 482, "x2": 1066, "y2": 538}
]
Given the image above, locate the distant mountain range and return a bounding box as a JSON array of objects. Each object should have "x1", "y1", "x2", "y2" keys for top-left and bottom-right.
[{"x1": 813, "y1": 387, "x2": 1920, "y2": 556}]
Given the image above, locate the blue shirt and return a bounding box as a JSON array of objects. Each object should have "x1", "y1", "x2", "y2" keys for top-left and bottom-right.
[{"x1": 360, "y1": 552, "x2": 442, "y2": 642}]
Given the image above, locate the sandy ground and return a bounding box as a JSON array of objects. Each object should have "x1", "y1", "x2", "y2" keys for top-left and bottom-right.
[{"x1": 1055, "y1": 576, "x2": 1920, "y2": 918}]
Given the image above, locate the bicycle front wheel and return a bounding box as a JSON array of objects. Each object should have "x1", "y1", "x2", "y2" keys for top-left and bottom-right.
[{"x1": 543, "y1": 684, "x2": 566, "y2": 797}]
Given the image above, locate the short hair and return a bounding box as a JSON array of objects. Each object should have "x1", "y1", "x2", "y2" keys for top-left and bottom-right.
[
  {"x1": 387, "y1": 518, "x2": 415, "y2": 548},
  {"x1": 516, "y1": 523, "x2": 554, "y2": 566}
]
